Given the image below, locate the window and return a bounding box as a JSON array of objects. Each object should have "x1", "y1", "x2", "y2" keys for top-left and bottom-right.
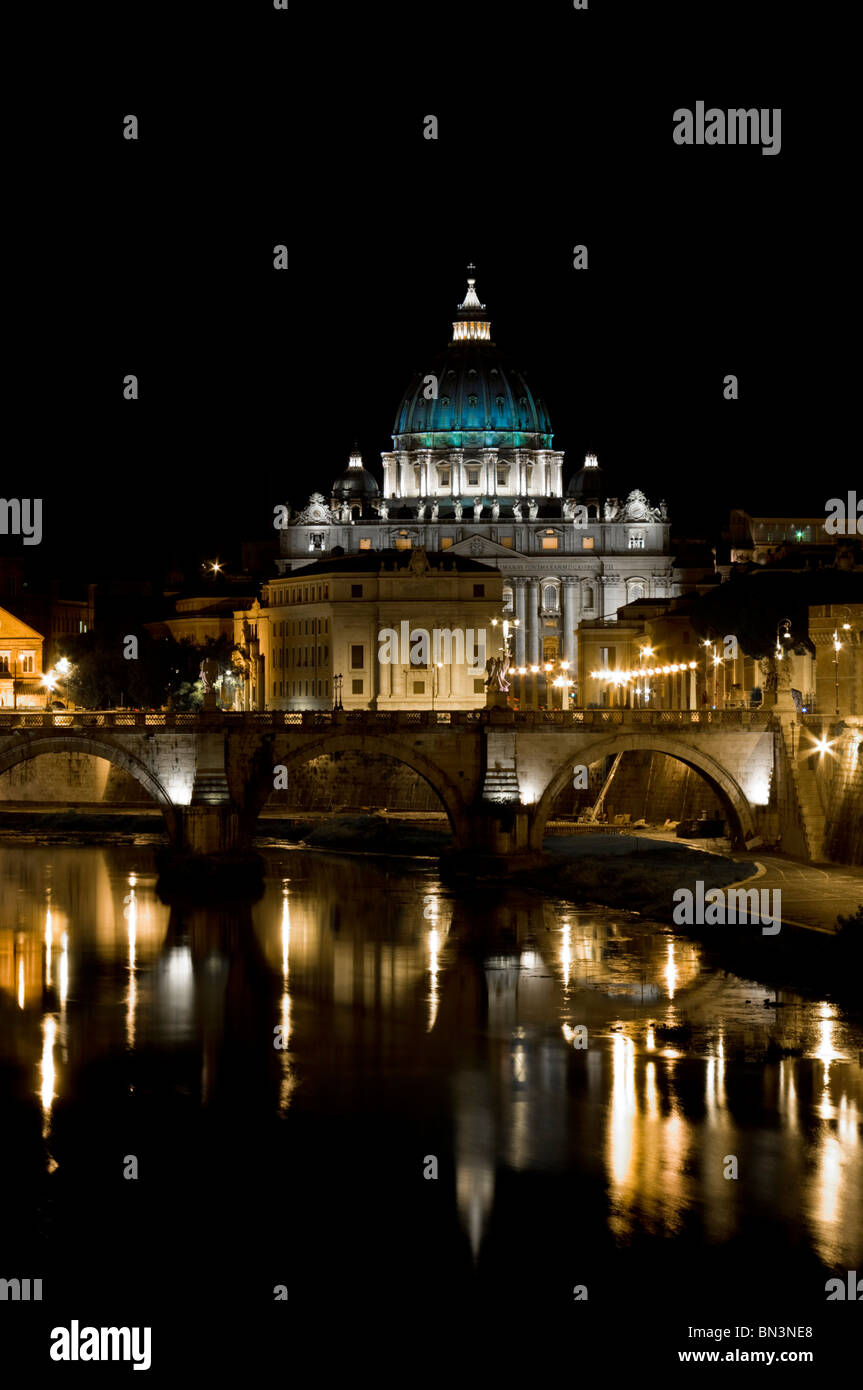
[
  {"x1": 466, "y1": 466, "x2": 480, "y2": 486},
  {"x1": 395, "y1": 537, "x2": 412, "y2": 550},
  {"x1": 628, "y1": 583, "x2": 644, "y2": 601},
  {"x1": 467, "y1": 394, "x2": 478, "y2": 407},
  {"x1": 473, "y1": 678, "x2": 485, "y2": 694},
  {"x1": 440, "y1": 537, "x2": 453, "y2": 549},
  {"x1": 497, "y1": 465, "x2": 509, "y2": 487},
  {"x1": 360, "y1": 538, "x2": 371, "y2": 550},
  {"x1": 351, "y1": 584, "x2": 363, "y2": 597},
  {"x1": 473, "y1": 583, "x2": 485, "y2": 597},
  {"x1": 542, "y1": 585, "x2": 558, "y2": 611},
  {"x1": 600, "y1": 647, "x2": 615, "y2": 666},
  {"x1": 582, "y1": 536, "x2": 594, "y2": 549},
  {"x1": 412, "y1": 682, "x2": 425, "y2": 694},
  {"x1": 0, "y1": 653, "x2": 10, "y2": 673},
  {"x1": 500, "y1": 536, "x2": 513, "y2": 548},
  {"x1": 541, "y1": 537, "x2": 558, "y2": 550},
  {"x1": 351, "y1": 679, "x2": 363, "y2": 694},
  {"x1": 584, "y1": 586, "x2": 594, "y2": 608},
  {"x1": 350, "y1": 645, "x2": 364, "y2": 669},
  {"x1": 503, "y1": 588, "x2": 513, "y2": 612},
  {"x1": 628, "y1": 532, "x2": 645, "y2": 550},
  {"x1": 439, "y1": 468, "x2": 450, "y2": 487}
]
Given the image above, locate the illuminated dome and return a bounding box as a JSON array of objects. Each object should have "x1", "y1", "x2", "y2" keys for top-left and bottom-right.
[
  {"x1": 332, "y1": 447, "x2": 380, "y2": 500},
  {"x1": 393, "y1": 275, "x2": 554, "y2": 448}
]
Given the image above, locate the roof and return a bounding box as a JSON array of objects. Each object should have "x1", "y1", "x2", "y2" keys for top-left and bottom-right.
[{"x1": 275, "y1": 549, "x2": 498, "y2": 578}]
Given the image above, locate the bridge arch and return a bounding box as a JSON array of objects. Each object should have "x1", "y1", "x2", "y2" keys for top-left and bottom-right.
[
  {"x1": 0, "y1": 734, "x2": 180, "y2": 841},
  {"x1": 243, "y1": 731, "x2": 473, "y2": 846},
  {"x1": 531, "y1": 732, "x2": 757, "y2": 851}
]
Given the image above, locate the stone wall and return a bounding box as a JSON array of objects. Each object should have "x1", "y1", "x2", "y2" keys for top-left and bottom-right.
[
  {"x1": 603, "y1": 751, "x2": 723, "y2": 824},
  {"x1": 0, "y1": 752, "x2": 149, "y2": 802},
  {"x1": 265, "y1": 751, "x2": 442, "y2": 812},
  {"x1": 823, "y1": 728, "x2": 863, "y2": 865}
]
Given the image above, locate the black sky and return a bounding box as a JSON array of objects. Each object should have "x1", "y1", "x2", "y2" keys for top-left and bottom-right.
[{"x1": 11, "y1": 2, "x2": 850, "y2": 585}]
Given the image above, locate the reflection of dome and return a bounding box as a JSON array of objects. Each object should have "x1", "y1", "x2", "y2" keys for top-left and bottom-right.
[
  {"x1": 393, "y1": 277, "x2": 553, "y2": 447},
  {"x1": 567, "y1": 452, "x2": 603, "y2": 499},
  {"x1": 332, "y1": 447, "x2": 380, "y2": 500}
]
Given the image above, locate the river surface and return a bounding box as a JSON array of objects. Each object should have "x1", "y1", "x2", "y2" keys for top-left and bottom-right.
[{"x1": 2, "y1": 841, "x2": 861, "y2": 1369}]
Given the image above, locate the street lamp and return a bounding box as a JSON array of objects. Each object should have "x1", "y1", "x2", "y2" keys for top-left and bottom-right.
[
  {"x1": 332, "y1": 673, "x2": 343, "y2": 711},
  {"x1": 832, "y1": 628, "x2": 843, "y2": 716},
  {"x1": 431, "y1": 661, "x2": 443, "y2": 713},
  {"x1": 638, "y1": 644, "x2": 654, "y2": 707},
  {"x1": 701, "y1": 637, "x2": 715, "y2": 708}
]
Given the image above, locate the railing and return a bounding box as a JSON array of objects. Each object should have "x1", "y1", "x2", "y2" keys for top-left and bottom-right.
[{"x1": 0, "y1": 707, "x2": 777, "y2": 732}]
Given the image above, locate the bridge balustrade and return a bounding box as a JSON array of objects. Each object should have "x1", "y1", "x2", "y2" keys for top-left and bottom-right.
[{"x1": 0, "y1": 707, "x2": 777, "y2": 731}]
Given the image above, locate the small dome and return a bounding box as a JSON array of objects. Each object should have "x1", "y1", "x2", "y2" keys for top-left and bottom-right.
[
  {"x1": 567, "y1": 452, "x2": 604, "y2": 498},
  {"x1": 332, "y1": 447, "x2": 380, "y2": 500}
]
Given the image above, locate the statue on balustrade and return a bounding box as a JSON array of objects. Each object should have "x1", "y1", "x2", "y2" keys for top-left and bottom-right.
[{"x1": 485, "y1": 649, "x2": 512, "y2": 692}]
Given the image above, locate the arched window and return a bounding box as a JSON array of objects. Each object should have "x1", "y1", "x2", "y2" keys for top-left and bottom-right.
[
  {"x1": 583, "y1": 584, "x2": 594, "y2": 609},
  {"x1": 503, "y1": 587, "x2": 514, "y2": 613},
  {"x1": 542, "y1": 584, "x2": 558, "y2": 612}
]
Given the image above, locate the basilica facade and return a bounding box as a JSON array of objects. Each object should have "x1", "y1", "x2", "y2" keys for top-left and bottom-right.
[{"x1": 276, "y1": 275, "x2": 677, "y2": 673}]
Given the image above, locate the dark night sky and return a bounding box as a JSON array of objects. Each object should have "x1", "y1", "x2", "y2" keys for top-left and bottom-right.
[{"x1": 10, "y1": 2, "x2": 850, "y2": 586}]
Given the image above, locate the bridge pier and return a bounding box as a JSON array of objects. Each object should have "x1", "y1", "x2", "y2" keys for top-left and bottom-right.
[
  {"x1": 445, "y1": 802, "x2": 543, "y2": 874},
  {"x1": 176, "y1": 804, "x2": 243, "y2": 855}
]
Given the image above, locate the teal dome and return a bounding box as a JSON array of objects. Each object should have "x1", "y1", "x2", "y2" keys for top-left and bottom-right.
[{"x1": 393, "y1": 277, "x2": 553, "y2": 448}]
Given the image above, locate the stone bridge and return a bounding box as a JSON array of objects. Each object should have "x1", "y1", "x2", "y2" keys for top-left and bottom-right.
[{"x1": 0, "y1": 707, "x2": 847, "y2": 863}]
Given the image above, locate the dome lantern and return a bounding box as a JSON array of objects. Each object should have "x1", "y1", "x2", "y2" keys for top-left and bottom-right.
[{"x1": 452, "y1": 266, "x2": 491, "y2": 342}]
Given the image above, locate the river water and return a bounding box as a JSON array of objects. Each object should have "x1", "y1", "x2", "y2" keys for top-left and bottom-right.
[{"x1": 1, "y1": 841, "x2": 861, "y2": 1370}]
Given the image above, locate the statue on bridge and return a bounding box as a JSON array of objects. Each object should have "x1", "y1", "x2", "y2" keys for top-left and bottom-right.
[
  {"x1": 199, "y1": 657, "x2": 220, "y2": 710},
  {"x1": 485, "y1": 649, "x2": 512, "y2": 693}
]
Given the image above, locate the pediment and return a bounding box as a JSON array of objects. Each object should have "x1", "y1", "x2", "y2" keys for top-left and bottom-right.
[
  {"x1": 446, "y1": 533, "x2": 520, "y2": 559},
  {"x1": 0, "y1": 606, "x2": 44, "y2": 641}
]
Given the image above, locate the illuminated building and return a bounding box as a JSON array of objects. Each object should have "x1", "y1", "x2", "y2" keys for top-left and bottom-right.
[
  {"x1": 276, "y1": 275, "x2": 677, "y2": 696},
  {"x1": 232, "y1": 547, "x2": 504, "y2": 711},
  {"x1": 0, "y1": 604, "x2": 46, "y2": 709}
]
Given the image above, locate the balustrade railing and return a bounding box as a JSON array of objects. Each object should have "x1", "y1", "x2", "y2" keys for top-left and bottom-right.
[{"x1": 0, "y1": 706, "x2": 777, "y2": 731}]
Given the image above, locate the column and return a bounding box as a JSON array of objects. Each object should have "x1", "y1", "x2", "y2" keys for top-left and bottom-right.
[
  {"x1": 514, "y1": 579, "x2": 527, "y2": 666},
  {"x1": 528, "y1": 578, "x2": 540, "y2": 666},
  {"x1": 563, "y1": 580, "x2": 577, "y2": 665}
]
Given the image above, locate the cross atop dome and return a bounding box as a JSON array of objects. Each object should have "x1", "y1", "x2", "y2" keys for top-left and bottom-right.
[{"x1": 458, "y1": 268, "x2": 485, "y2": 313}]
